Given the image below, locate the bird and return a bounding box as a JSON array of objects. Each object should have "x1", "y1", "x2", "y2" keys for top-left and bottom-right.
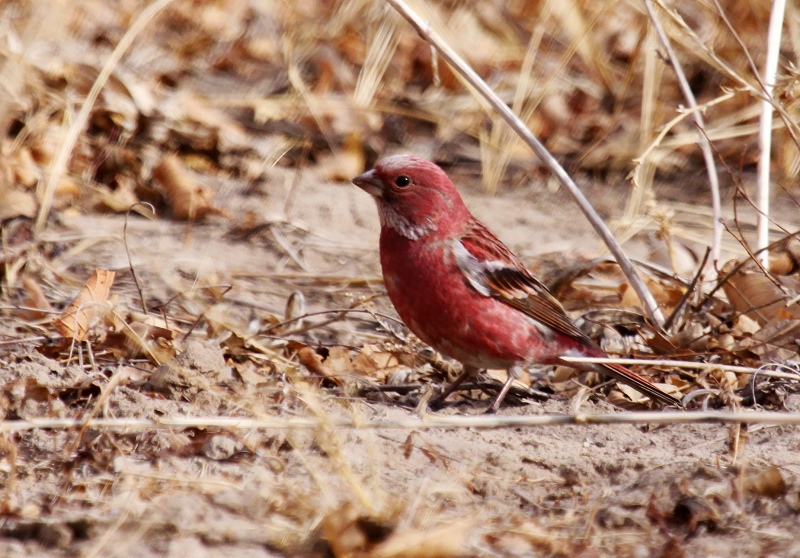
[{"x1": 352, "y1": 155, "x2": 681, "y2": 410}]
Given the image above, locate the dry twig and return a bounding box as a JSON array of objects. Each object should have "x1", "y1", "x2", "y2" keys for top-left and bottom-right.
[
  {"x1": 384, "y1": 0, "x2": 666, "y2": 328},
  {"x1": 4, "y1": 410, "x2": 800, "y2": 432}
]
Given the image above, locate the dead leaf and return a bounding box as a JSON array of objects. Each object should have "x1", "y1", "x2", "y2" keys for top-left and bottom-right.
[
  {"x1": 371, "y1": 520, "x2": 473, "y2": 557},
  {"x1": 104, "y1": 314, "x2": 176, "y2": 365},
  {"x1": 324, "y1": 346, "x2": 354, "y2": 375},
  {"x1": 18, "y1": 276, "x2": 55, "y2": 321},
  {"x1": 53, "y1": 269, "x2": 115, "y2": 342},
  {"x1": 321, "y1": 502, "x2": 394, "y2": 558},
  {"x1": 721, "y1": 260, "x2": 800, "y2": 326},
  {"x1": 737, "y1": 320, "x2": 800, "y2": 361},
  {"x1": 738, "y1": 466, "x2": 787, "y2": 499},
  {"x1": 672, "y1": 496, "x2": 720, "y2": 534},
  {"x1": 286, "y1": 341, "x2": 342, "y2": 386},
  {"x1": 153, "y1": 155, "x2": 223, "y2": 221},
  {"x1": 769, "y1": 238, "x2": 800, "y2": 275},
  {"x1": 0, "y1": 189, "x2": 37, "y2": 221},
  {"x1": 12, "y1": 147, "x2": 39, "y2": 187},
  {"x1": 317, "y1": 133, "x2": 365, "y2": 181}
]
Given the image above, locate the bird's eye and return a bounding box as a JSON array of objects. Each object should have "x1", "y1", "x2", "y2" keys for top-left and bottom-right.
[{"x1": 394, "y1": 175, "x2": 411, "y2": 188}]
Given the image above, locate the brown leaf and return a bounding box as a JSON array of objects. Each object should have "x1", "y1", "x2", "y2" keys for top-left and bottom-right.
[
  {"x1": 769, "y1": 238, "x2": 800, "y2": 275},
  {"x1": 286, "y1": 341, "x2": 342, "y2": 386},
  {"x1": 0, "y1": 189, "x2": 37, "y2": 221},
  {"x1": 53, "y1": 269, "x2": 115, "y2": 342},
  {"x1": 153, "y1": 155, "x2": 223, "y2": 221},
  {"x1": 737, "y1": 319, "x2": 800, "y2": 361},
  {"x1": 721, "y1": 260, "x2": 800, "y2": 326},
  {"x1": 321, "y1": 502, "x2": 394, "y2": 557},
  {"x1": 317, "y1": 134, "x2": 365, "y2": 182},
  {"x1": 104, "y1": 313, "x2": 176, "y2": 364},
  {"x1": 371, "y1": 520, "x2": 473, "y2": 558},
  {"x1": 672, "y1": 496, "x2": 720, "y2": 534},
  {"x1": 12, "y1": 147, "x2": 39, "y2": 187},
  {"x1": 324, "y1": 346, "x2": 354, "y2": 375},
  {"x1": 738, "y1": 466, "x2": 787, "y2": 499},
  {"x1": 18, "y1": 276, "x2": 55, "y2": 321}
]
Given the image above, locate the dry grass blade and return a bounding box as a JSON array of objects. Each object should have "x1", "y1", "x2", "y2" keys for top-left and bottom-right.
[
  {"x1": 643, "y1": 0, "x2": 723, "y2": 271},
  {"x1": 354, "y1": 8, "x2": 400, "y2": 107},
  {"x1": 561, "y1": 356, "x2": 800, "y2": 380},
  {"x1": 35, "y1": 0, "x2": 176, "y2": 233},
  {"x1": 756, "y1": 0, "x2": 787, "y2": 266}
]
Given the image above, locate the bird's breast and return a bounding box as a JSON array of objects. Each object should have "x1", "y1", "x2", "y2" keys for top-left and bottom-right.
[{"x1": 378, "y1": 230, "x2": 565, "y2": 368}]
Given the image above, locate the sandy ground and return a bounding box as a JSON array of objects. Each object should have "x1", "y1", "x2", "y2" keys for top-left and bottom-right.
[{"x1": 1, "y1": 166, "x2": 799, "y2": 557}]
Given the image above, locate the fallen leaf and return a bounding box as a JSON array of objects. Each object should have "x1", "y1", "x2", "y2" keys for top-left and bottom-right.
[
  {"x1": 153, "y1": 154, "x2": 224, "y2": 221},
  {"x1": 18, "y1": 276, "x2": 55, "y2": 321},
  {"x1": 738, "y1": 466, "x2": 787, "y2": 499},
  {"x1": 672, "y1": 496, "x2": 720, "y2": 534},
  {"x1": 53, "y1": 269, "x2": 115, "y2": 342},
  {"x1": 737, "y1": 320, "x2": 800, "y2": 361},
  {"x1": 286, "y1": 341, "x2": 342, "y2": 386},
  {"x1": 321, "y1": 502, "x2": 394, "y2": 558},
  {"x1": 0, "y1": 189, "x2": 37, "y2": 221},
  {"x1": 371, "y1": 520, "x2": 474, "y2": 557},
  {"x1": 721, "y1": 260, "x2": 800, "y2": 326}
]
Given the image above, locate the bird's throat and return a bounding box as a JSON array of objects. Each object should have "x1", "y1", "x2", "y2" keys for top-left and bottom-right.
[{"x1": 377, "y1": 200, "x2": 437, "y2": 240}]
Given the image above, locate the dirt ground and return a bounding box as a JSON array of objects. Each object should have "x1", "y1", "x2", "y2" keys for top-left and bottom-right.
[
  {"x1": 0, "y1": 173, "x2": 797, "y2": 557},
  {"x1": 2, "y1": 0, "x2": 800, "y2": 556}
]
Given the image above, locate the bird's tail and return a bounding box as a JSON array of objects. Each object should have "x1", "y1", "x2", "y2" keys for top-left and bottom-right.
[{"x1": 595, "y1": 361, "x2": 682, "y2": 407}]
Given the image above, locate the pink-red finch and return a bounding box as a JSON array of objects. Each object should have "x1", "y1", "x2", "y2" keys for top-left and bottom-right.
[{"x1": 353, "y1": 155, "x2": 680, "y2": 409}]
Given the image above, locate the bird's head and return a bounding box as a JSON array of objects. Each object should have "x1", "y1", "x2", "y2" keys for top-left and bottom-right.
[{"x1": 352, "y1": 155, "x2": 470, "y2": 240}]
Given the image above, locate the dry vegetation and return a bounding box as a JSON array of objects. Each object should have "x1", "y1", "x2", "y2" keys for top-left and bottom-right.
[{"x1": 1, "y1": 0, "x2": 800, "y2": 556}]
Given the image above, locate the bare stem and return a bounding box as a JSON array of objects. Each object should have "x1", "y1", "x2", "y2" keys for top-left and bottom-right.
[
  {"x1": 756, "y1": 0, "x2": 787, "y2": 267},
  {"x1": 3, "y1": 411, "x2": 800, "y2": 432},
  {"x1": 384, "y1": 0, "x2": 666, "y2": 328},
  {"x1": 35, "y1": 0, "x2": 176, "y2": 234},
  {"x1": 643, "y1": 0, "x2": 722, "y2": 272}
]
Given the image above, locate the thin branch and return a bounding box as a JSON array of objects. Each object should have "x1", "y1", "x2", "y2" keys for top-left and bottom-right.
[
  {"x1": 643, "y1": 0, "x2": 722, "y2": 271},
  {"x1": 707, "y1": 0, "x2": 800, "y2": 147},
  {"x1": 124, "y1": 202, "x2": 156, "y2": 315},
  {"x1": 4, "y1": 411, "x2": 800, "y2": 432},
  {"x1": 663, "y1": 247, "x2": 710, "y2": 332},
  {"x1": 384, "y1": 0, "x2": 666, "y2": 328},
  {"x1": 562, "y1": 356, "x2": 800, "y2": 380}
]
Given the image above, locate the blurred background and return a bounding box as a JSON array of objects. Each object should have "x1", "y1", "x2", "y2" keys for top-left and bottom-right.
[{"x1": 0, "y1": 0, "x2": 797, "y2": 227}]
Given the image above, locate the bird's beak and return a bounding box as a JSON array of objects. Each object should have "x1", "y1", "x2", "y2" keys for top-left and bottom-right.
[{"x1": 352, "y1": 169, "x2": 383, "y2": 198}]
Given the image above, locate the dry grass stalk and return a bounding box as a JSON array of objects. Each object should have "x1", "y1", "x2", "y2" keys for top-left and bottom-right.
[
  {"x1": 4, "y1": 410, "x2": 800, "y2": 433},
  {"x1": 35, "y1": 0, "x2": 177, "y2": 233},
  {"x1": 561, "y1": 356, "x2": 800, "y2": 380},
  {"x1": 756, "y1": 0, "x2": 787, "y2": 267},
  {"x1": 643, "y1": 0, "x2": 723, "y2": 271},
  {"x1": 385, "y1": 0, "x2": 666, "y2": 327},
  {"x1": 354, "y1": 7, "x2": 400, "y2": 107}
]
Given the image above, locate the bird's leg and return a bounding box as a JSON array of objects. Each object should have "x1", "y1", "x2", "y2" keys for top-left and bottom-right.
[
  {"x1": 430, "y1": 364, "x2": 480, "y2": 408},
  {"x1": 490, "y1": 366, "x2": 525, "y2": 412}
]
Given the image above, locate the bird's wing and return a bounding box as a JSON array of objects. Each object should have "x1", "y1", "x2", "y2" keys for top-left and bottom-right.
[
  {"x1": 454, "y1": 220, "x2": 681, "y2": 408},
  {"x1": 454, "y1": 221, "x2": 590, "y2": 344}
]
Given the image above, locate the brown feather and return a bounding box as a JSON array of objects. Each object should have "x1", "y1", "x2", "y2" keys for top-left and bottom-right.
[{"x1": 459, "y1": 221, "x2": 681, "y2": 408}]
